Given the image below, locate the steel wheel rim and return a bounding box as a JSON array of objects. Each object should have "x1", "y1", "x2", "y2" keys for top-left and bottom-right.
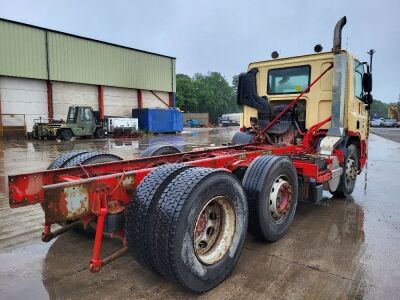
[
  {"x1": 268, "y1": 175, "x2": 292, "y2": 223},
  {"x1": 193, "y1": 196, "x2": 236, "y2": 265},
  {"x1": 345, "y1": 157, "x2": 357, "y2": 186}
]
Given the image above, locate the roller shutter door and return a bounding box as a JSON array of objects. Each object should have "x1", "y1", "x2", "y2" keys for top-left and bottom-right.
[
  {"x1": 52, "y1": 82, "x2": 98, "y2": 121},
  {"x1": 104, "y1": 86, "x2": 137, "y2": 117},
  {"x1": 0, "y1": 76, "x2": 47, "y2": 132}
]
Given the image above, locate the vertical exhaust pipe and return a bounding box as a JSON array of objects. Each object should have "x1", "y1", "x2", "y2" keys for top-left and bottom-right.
[
  {"x1": 328, "y1": 16, "x2": 347, "y2": 137},
  {"x1": 319, "y1": 16, "x2": 348, "y2": 155},
  {"x1": 333, "y1": 17, "x2": 347, "y2": 54}
]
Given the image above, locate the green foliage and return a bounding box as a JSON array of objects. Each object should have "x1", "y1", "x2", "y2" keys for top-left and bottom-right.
[
  {"x1": 370, "y1": 99, "x2": 388, "y2": 118},
  {"x1": 176, "y1": 72, "x2": 241, "y2": 124},
  {"x1": 232, "y1": 74, "x2": 239, "y2": 98}
]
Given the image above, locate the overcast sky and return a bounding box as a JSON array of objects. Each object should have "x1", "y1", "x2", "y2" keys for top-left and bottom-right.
[{"x1": 1, "y1": 0, "x2": 399, "y2": 102}]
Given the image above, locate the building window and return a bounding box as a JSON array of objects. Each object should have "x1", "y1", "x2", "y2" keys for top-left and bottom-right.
[{"x1": 267, "y1": 65, "x2": 311, "y2": 95}]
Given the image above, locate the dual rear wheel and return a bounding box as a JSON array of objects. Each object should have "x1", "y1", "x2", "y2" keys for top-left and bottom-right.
[
  {"x1": 127, "y1": 150, "x2": 298, "y2": 292},
  {"x1": 127, "y1": 165, "x2": 248, "y2": 292}
]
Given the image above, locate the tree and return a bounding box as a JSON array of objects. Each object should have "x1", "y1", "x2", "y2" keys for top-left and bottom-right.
[
  {"x1": 175, "y1": 72, "x2": 241, "y2": 124},
  {"x1": 370, "y1": 99, "x2": 387, "y2": 118},
  {"x1": 232, "y1": 74, "x2": 240, "y2": 99},
  {"x1": 175, "y1": 74, "x2": 197, "y2": 112}
]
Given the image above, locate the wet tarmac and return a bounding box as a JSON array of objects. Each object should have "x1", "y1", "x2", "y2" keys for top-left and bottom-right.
[
  {"x1": 371, "y1": 127, "x2": 400, "y2": 143},
  {"x1": 0, "y1": 127, "x2": 399, "y2": 299}
]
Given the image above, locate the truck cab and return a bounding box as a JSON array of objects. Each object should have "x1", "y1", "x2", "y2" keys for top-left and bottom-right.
[
  {"x1": 66, "y1": 106, "x2": 97, "y2": 136},
  {"x1": 235, "y1": 16, "x2": 373, "y2": 198},
  {"x1": 241, "y1": 51, "x2": 369, "y2": 142}
]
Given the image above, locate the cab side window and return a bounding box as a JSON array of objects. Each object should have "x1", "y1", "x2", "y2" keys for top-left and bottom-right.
[
  {"x1": 81, "y1": 108, "x2": 92, "y2": 121},
  {"x1": 354, "y1": 60, "x2": 364, "y2": 99}
]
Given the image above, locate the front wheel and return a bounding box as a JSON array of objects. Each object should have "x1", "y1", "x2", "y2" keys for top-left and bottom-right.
[
  {"x1": 59, "y1": 129, "x2": 73, "y2": 141},
  {"x1": 332, "y1": 144, "x2": 358, "y2": 198}
]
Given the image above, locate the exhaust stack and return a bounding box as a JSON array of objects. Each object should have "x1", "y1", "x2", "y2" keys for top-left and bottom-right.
[
  {"x1": 333, "y1": 16, "x2": 347, "y2": 54},
  {"x1": 319, "y1": 16, "x2": 348, "y2": 155},
  {"x1": 328, "y1": 16, "x2": 347, "y2": 137}
]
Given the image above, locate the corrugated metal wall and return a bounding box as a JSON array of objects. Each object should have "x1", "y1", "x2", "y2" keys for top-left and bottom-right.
[
  {"x1": 48, "y1": 33, "x2": 174, "y2": 92},
  {"x1": 0, "y1": 19, "x2": 175, "y2": 93},
  {"x1": 0, "y1": 20, "x2": 47, "y2": 79}
]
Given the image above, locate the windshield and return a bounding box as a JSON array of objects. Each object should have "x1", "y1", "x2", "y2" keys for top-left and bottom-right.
[{"x1": 268, "y1": 65, "x2": 311, "y2": 94}]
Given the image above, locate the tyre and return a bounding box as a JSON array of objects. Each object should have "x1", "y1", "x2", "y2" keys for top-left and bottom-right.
[
  {"x1": 126, "y1": 163, "x2": 191, "y2": 273},
  {"x1": 230, "y1": 131, "x2": 254, "y2": 145},
  {"x1": 47, "y1": 151, "x2": 88, "y2": 170},
  {"x1": 94, "y1": 128, "x2": 106, "y2": 139},
  {"x1": 59, "y1": 129, "x2": 73, "y2": 141},
  {"x1": 242, "y1": 155, "x2": 298, "y2": 242},
  {"x1": 151, "y1": 167, "x2": 248, "y2": 292},
  {"x1": 47, "y1": 151, "x2": 122, "y2": 234},
  {"x1": 332, "y1": 144, "x2": 358, "y2": 198},
  {"x1": 62, "y1": 152, "x2": 122, "y2": 168},
  {"x1": 139, "y1": 144, "x2": 181, "y2": 158}
]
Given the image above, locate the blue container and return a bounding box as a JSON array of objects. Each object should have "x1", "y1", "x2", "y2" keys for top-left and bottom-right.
[{"x1": 132, "y1": 108, "x2": 183, "y2": 133}]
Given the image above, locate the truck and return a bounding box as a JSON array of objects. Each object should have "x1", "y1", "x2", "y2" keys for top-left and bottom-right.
[
  {"x1": 8, "y1": 17, "x2": 373, "y2": 293},
  {"x1": 32, "y1": 106, "x2": 107, "y2": 140}
]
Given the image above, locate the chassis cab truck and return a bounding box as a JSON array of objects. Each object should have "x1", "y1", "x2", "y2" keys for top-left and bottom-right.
[
  {"x1": 8, "y1": 17, "x2": 373, "y2": 293},
  {"x1": 236, "y1": 16, "x2": 373, "y2": 198}
]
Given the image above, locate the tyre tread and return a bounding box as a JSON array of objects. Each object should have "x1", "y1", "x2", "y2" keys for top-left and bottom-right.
[{"x1": 126, "y1": 163, "x2": 190, "y2": 272}]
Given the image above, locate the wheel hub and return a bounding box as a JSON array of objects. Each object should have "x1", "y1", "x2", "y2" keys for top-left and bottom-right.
[
  {"x1": 269, "y1": 176, "x2": 292, "y2": 222},
  {"x1": 345, "y1": 158, "x2": 357, "y2": 185},
  {"x1": 193, "y1": 196, "x2": 236, "y2": 265}
]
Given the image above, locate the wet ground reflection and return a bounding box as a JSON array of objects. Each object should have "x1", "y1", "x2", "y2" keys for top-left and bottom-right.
[{"x1": 0, "y1": 128, "x2": 399, "y2": 298}]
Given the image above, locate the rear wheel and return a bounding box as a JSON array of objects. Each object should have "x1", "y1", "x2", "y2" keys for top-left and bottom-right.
[
  {"x1": 332, "y1": 144, "x2": 358, "y2": 198},
  {"x1": 94, "y1": 128, "x2": 106, "y2": 139},
  {"x1": 242, "y1": 155, "x2": 298, "y2": 242},
  {"x1": 61, "y1": 151, "x2": 122, "y2": 168},
  {"x1": 47, "y1": 151, "x2": 88, "y2": 170},
  {"x1": 231, "y1": 131, "x2": 254, "y2": 145},
  {"x1": 126, "y1": 163, "x2": 191, "y2": 273},
  {"x1": 139, "y1": 144, "x2": 181, "y2": 157},
  {"x1": 59, "y1": 129, "x2": 73, "y2": 141},
  {"x1": 150, "y1": 167, "x2": 248, "y2": 292},
  {"x1": 47, "y1": 151, "x2": 123, "y2": 234}
]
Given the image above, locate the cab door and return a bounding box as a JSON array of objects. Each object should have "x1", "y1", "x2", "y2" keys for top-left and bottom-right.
[
  {"x1": 348, "y1": 59, "x2": 368, "y2": 140},
  {"x1": 77, "y1": 107, "x2": 96, "y2": 136}
]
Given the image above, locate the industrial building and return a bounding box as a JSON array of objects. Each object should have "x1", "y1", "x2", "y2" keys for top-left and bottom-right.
[{"x1": 0, "y1": 18, "x2": 176, "y2": 136}]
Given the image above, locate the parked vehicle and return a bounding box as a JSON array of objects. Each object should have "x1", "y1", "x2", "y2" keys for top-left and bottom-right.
[
  {"x1": 8, "y1": 17, "x2": 374, "y2": 293},
  {"x1": 32, "y1": 106, "x2": 107, "y2": 140},
  {"x1": 370, "y1": 118, "x2": 383, "y2": 127},
  {"x1": 219, "y1": 113, "x2": 242, "y2": 126},
  {"x1": 382, "y1": 118, "x2": 398, "y2": 127}
]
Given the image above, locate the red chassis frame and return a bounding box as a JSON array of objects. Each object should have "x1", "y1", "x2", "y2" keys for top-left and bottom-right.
[
  {"x1": 8, "y1": 131, "x2": 335, "y2": 272},
  {"x1": 7, "y1": 62, "x2": 364, "y2": 272}
]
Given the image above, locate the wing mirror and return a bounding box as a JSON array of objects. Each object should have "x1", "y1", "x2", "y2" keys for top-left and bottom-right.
[{"x1": 362, "y1": 72, "x2": 372, "y2": 93}]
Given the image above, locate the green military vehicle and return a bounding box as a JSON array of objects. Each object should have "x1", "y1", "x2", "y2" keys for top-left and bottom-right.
[{"x1": 32, "y1": 106, "x2": 107, "y2": 140}]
